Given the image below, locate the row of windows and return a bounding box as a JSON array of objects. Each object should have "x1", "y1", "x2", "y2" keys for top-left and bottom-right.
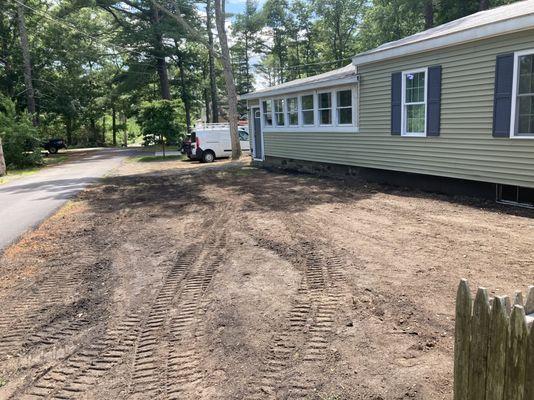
[
  {"x1": 255, "y1": 50, "x2": 534, "y2": 138},
  {"x1": 261, "y1": 87, "x2": 357, "y2": 130}
]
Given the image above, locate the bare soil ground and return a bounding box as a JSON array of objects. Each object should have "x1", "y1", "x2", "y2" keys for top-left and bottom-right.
[{"x1": 0, "y1": 157, "x2": 533, "y2": 400}]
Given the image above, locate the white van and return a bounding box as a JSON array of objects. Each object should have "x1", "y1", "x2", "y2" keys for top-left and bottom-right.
[{"x1": 186, "y1": 123, "x2": 251, "y2": 163}]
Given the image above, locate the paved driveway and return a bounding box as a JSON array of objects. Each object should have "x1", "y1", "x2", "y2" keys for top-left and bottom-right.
[{"x1": 0, "y1": 148, "x2": 134, "y2": 251}]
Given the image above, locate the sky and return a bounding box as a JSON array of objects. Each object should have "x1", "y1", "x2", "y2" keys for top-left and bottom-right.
[{"x1": 224, "y1": 0, "x2": 267, "y2": 15}]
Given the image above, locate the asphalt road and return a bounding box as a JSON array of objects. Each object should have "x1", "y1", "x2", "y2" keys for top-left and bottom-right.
[{"x1": 0, "y1": 148, "x2": 134, "y2": 252}]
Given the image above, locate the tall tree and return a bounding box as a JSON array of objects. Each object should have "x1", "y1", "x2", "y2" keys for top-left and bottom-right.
[
  {"x1": 232, "y1": 0, "x2": 262, "y2": 94},
  {"x1": 479, "y1": 0, "x2": 489, "y2": 9},
  {"x1": 214, "y1": 0, "x2": 241, "y2": 159},
  {"x1": 314, "y1": 0, "x2": 366, "y2": 67},
  {"x1": 262, "y1": 0, "x2": 290, "y2": 84},
  {"x1": 16, "y1": 2, "x2": 38, "y2": 126},
  {"x1": 424, "y1": 0, "x2": 434, "y2": 29},
  {"x1": 206, "y1": 0, "x2": 219, "y2": 122}
]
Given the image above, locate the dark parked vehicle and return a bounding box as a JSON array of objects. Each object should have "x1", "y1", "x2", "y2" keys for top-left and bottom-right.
[{"x1": 42, "y1": 138, "x2": 67, "y2": 154}]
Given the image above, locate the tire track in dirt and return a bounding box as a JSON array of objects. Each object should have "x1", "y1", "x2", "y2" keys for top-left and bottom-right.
[
  {"x1": 0, "y1": 257, "x2": 107, "y2": 362},
  {"x1": 11, "y1": 250, "x2": 191, "y2": 400},
  {"x1": 247, "y1": 216, "x2": 350, "y2": 399},
  {"x1": 129, "y1": 214, "x2": 228, "y2": 399},
  {"x1": 17, "y1": 313, "x2": 143, "y2": 400}
]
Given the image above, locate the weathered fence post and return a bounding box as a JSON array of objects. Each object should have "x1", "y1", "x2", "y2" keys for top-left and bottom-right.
[
  {"x1": 504, "y1": 305, "x2": 528, "y2": 400},
  {"x1": 525, "y1": 315, "x2": 534, "y2": 399},
  {"x1": 453, "y1": 281, "x2": 534, "y2": 400},
  {"x1": 468, "y1": 288, "x2": 491, "y2": 400},
  {"x1": 454, "y1": 279, "x2": 472, "y2": 400},
  {"x1": 486, "y1": 296, "x2": 508, "y2": 400},
  {"x1": 525, "y1": 286, "x2": 534, "y2": 400}
]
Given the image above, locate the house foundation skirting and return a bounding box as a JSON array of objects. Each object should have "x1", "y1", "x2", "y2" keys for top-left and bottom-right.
[{"x1": 256, "y1": 156, "x2": 497, "y2": 200}]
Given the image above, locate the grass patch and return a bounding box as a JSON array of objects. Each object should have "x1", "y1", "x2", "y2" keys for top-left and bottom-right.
[
  {"x1": 43, "y1": 155, "x2": 68, "y2": 165},
  {"x1": 133, "y1": 155, "x2": 185, "y2": 163},
  {"x1": 0, "y1": 154, "x2": 69, "y2": 185},
  {"x1": 0, "y1": 377, "x2": 7, "y2": 388}
]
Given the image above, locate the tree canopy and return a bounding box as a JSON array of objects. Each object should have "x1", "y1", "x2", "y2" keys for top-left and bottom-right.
[{"x1": 0, "y1": 0, "x2": 521, "y2": 172}]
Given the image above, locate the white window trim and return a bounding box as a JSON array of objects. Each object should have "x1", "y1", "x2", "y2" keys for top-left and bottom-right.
[
  {"x1": 510, "y1": 48, "x2": 534, "y2": 139},
  {"x1": 286, "y1": 96, "x2": 299, "y2": 127},
  {"x1": 260, "y1": 85, "x2": 359, "y2": 133},
  {"x1": 401, "y1": 67, "x2": 428, "y2": 137},
  {"x1": 261, "y1": 99, "x2": 273, "y2": 128},
  {"x1": 300, "y1": 91, "x2": 315, "y2": 127},
  {"x1": 273, "y1": 98, "x2": 286, "y2": 127},
  {"x1": 317, "y1": 91, "x2": 333, "y2": 127},
  {"x1": 336, "y1": 88, "x2": 356, "y2": 127}
]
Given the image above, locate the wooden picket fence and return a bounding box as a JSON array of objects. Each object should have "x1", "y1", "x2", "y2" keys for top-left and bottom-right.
[{"x1": 454, "y1": 279, "x2": 534, "y2": 400}]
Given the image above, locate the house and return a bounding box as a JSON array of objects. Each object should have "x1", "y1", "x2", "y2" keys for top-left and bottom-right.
[{"x1": 240, "y1": 1, "x2": 534, "y2": 205}]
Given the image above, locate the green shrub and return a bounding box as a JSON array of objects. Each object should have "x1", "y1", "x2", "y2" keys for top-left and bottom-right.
[
  {"x1": 137, "y1": 100, "x2": 186, "y2": 147},
  {"x1": 0, "y1": 96, "x2": 42, "y2": 169}
]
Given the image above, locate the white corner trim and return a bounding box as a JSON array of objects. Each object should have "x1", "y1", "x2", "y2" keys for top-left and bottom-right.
[{"x1": 352, "y1": 14, "x2": 534, "y2": 66}]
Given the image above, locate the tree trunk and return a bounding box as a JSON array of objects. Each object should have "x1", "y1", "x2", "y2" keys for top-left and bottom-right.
[
  {"x1": 112, "y1": 107, "x2": 117, "y2": 146},
  {"x1": 214, "y1": 0, "x2": 241, "y2": 160},
  {"x1": 202, "y1": 64, "x2": 211, "y2": 123},
  {"x1": 479, "y1": 0, "x2": 489, "y2": 11},
  {"x1": 424, "y1": 0, "x2": 434, "y2": 29},
  {"x1": 175, "y1": 46, "x2": 192, "y2": 132},
  {"x1": 16, "y1": 3, "x2": 38, "y2": 126},
  {"x1": 0, "y1": 138, "x2": 6, "y2": 176},
  {"x1": 206, "y1": 0, "x2": 219, "y2": 122},
  {"x1": 152, "y1": 6, "x2": 171, "y2": 100},
  {"x1": 66, "y1": 118, "x2": 73, "y2": 145},
  {"x1": 90, "y1": 118, "x2": 98, "y2": 145}
]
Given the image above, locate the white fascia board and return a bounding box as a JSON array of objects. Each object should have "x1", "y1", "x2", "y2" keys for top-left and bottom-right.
[
  {"x1": 239, "y1": 75, "x2": 360, "y2": 101},
  {"x1": 352, "y1": 14, "x2": 534, "y2": 66}
]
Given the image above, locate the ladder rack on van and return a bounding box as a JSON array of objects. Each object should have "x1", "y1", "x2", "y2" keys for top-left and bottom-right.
[
  {"x1": 195, "y1": 123, "x2": 229, "y2": 130},
  {"x1": 195, "y1": 121, "x2": 249, "y2": 130}
]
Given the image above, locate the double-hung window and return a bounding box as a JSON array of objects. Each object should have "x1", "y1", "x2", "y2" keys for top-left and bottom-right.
[
  {"x1": 512, "y1": 50, "x2": 534, "y2": 137},
  {"x1": 262, "y1": 100, "x2": 273, "y2": 127},
  {"x1": 301, "y1": 94, "x2": 315, "y2": 126},
  {"x1": 287, "y1": 97, "x2": 299, "y2": 126},
  {"x1": 274, "y1": 99, "x2": 285, "y2": 126},
  {"x1": 402, "y1": 69, "x2": 427, "y2": 136},
  {"x1": 336, "y1": 89, "x2": 353, "y2": 125},
  {"x1": 318, "y1": 92, "x2": 332, "y2": 125}
]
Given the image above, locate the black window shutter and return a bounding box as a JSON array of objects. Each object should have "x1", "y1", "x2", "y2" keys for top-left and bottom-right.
[
  {"x1": 493, "y1": 53, "x2": 514, "y2": 138},
  {"x1": 426, "y1": 66, "x2": 442, "y2": 136},
  {"x1": 391, "y1": 72, "x2": 402, "y2": 135}
]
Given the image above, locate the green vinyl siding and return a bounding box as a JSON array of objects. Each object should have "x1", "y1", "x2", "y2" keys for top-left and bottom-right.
[{"x1": 262, "y1": 29, "x2": 534, "y2": 188}]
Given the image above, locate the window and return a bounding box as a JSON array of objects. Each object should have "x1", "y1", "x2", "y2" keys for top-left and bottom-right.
[
  {"x1": 274, "y1": 99, "x2": 285, "y2": 126},
  {"x1": 287, "y1": 97, "x2": 298, "y2": 126},
  {"x1": 258, "y1": 86, "x2": 357, "y2": 132},
  {"x1": 402, "y1": 69, "x2": 427, "y2": 136},
  {"x1": 301, "y1": 94, "x2": 315, "y2": 126},
  {"x1": 512, "y1": 51, "x2": 534, "y2": 137},
  {"x1": 318, "y1": 92, "x2": 332, "y2": 125},
  {"x1": 262, "y1": 100, "x2": 273, "y2": 127},
  {"x1": 337, "y1": 89, "x2": 353, "y2": 125},
  {"x1": 238, "y1": 130, "x2": 249, "y2": 141}
]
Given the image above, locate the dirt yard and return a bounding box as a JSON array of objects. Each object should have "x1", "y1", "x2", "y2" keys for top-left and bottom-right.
[{"x1": 0, "y1": 157, "x2": 532, "y2": 400}]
